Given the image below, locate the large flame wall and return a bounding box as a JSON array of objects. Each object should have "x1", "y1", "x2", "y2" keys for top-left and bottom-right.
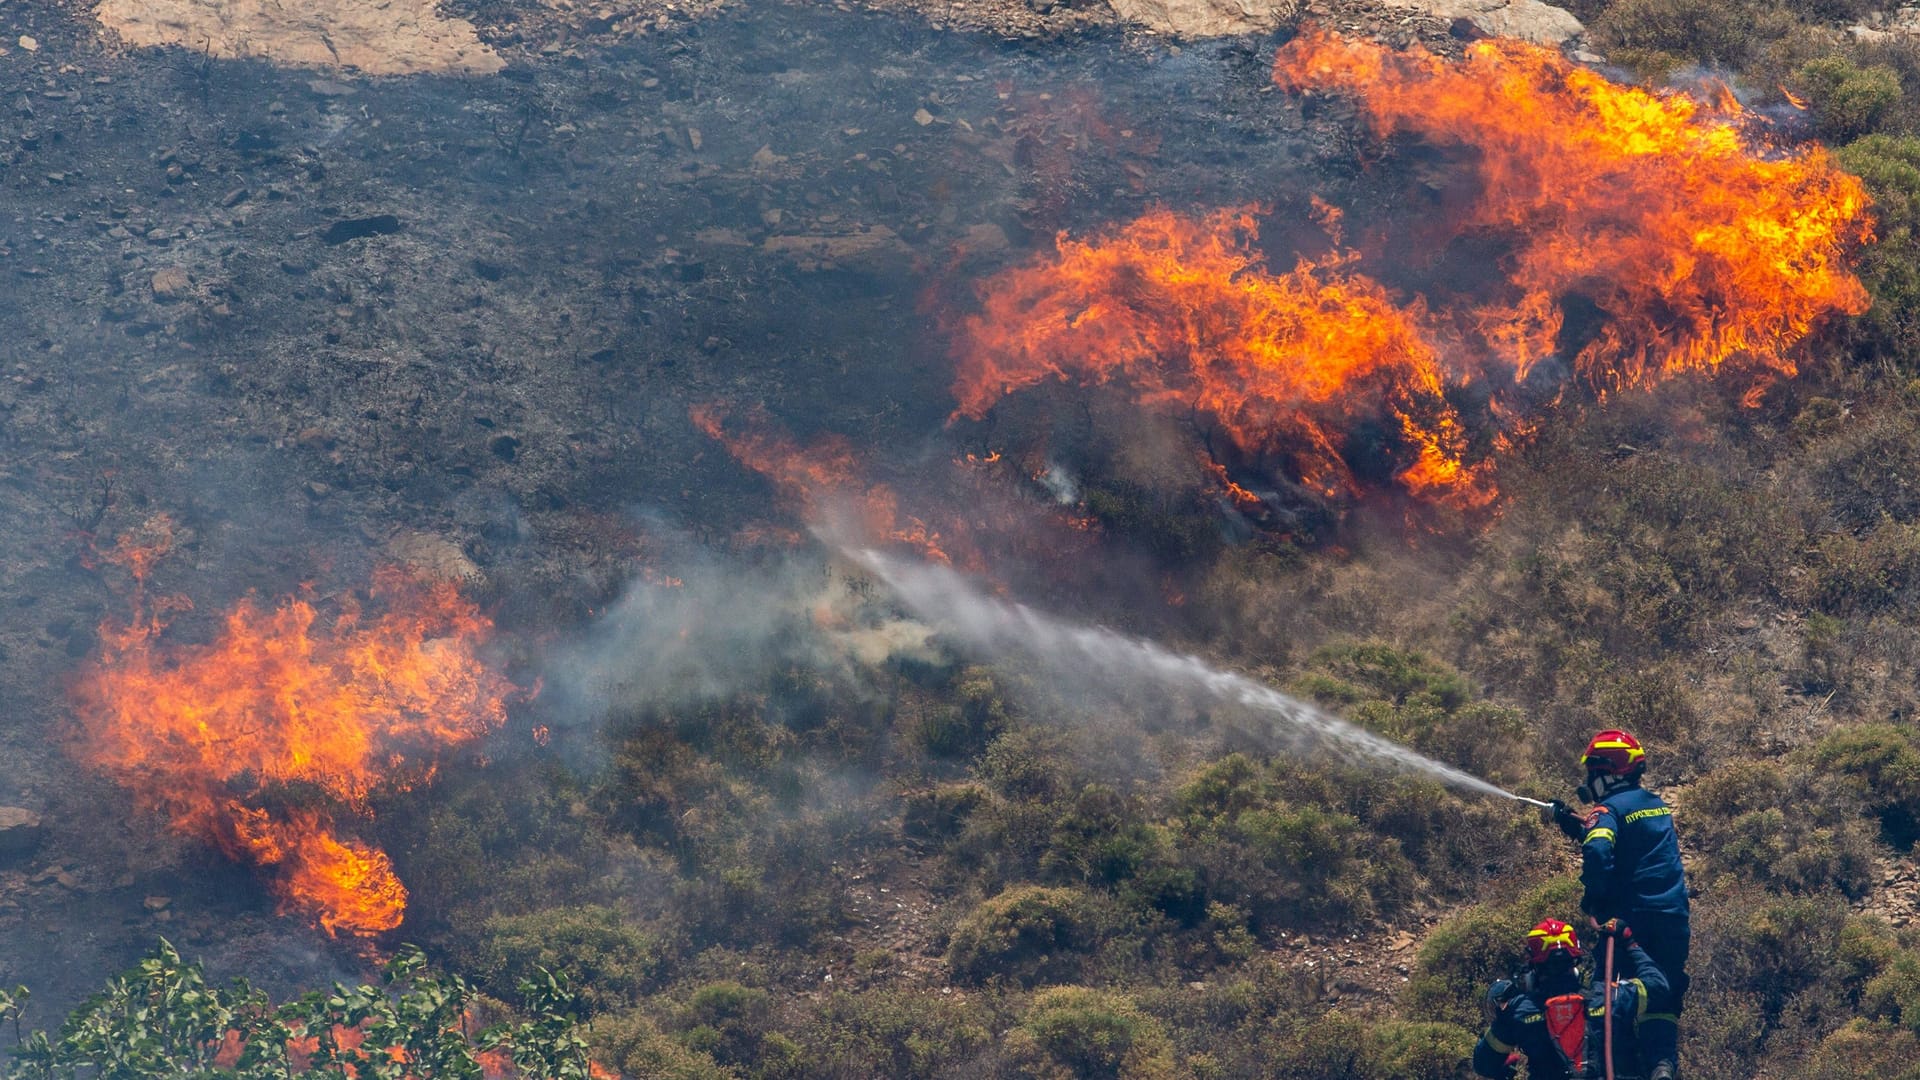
[{"x1": 949, "y1": 32, "x2": 1874, "y2": 510}]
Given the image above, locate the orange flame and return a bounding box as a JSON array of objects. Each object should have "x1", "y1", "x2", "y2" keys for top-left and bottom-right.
[
  {"x1": 692, "y1": 402, "x2": 955, "y2": 563},
  {"x1": 949, "y1": 35, "x2": 1871, "y2": 518},
  {"x1": 1273, "y1": 30, "x2": 1872, "y2": 393},
  {"x1": 72, "y1": 561, "x2": 513, "y2": 937},
  {"x1": 949, "y1": 207, "x2": 1496, "y2": 508}
]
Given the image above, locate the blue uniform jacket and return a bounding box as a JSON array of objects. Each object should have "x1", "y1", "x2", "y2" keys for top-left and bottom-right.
[
  {"x1": 1580, "y1": 786, "x2": 1688, "y2": 919},
  {"x1": 1472, "y1": 942, "x2": 1670, "y2": 1080}
]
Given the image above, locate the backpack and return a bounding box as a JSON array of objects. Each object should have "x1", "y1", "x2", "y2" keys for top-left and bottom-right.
[{"x1": 1541, "y1": 986, "x2": 1643, "y2": 1080}]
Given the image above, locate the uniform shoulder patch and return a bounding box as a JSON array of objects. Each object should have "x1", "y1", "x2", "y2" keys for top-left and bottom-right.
[{"x1": 1582, "y1": 807, "x2": 1607, "y2": 829}]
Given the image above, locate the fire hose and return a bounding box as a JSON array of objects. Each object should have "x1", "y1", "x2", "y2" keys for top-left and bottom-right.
[{"x1": 1602, "y1": 931, "x2": 1617, "y2": 1080}]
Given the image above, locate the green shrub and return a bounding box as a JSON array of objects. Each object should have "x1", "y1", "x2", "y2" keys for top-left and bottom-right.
[
  {"x1": 1363, "y1": 1020, "x2": 1476, "y2": 1080},
  {"x1": 1188, "y1": 803, "x2": 1408, "y2": 931},
  {"x1": 1836, "y1": 136, "x2": 1920, "y2": 358},
  {"x1": 1696, "y1": 891, "x2": 1851, "y2": 1033},
  {"x1": 790, "y1": 990, "x2": 992, "y2": 1079},
  {"x1": 1402, "y1": 876, "x2": 1584, "y2": 1028},
  {"x1": 1175, "y1": 754, "x2": 1274, "y2": 820},
  {"x1": 1004, "y1": 986, "x2": 1181, "y2": 1080},
  {"x1": 1301, "y1": 642, "x2": 1471, "y2": 710},
  {"x1": 902, "y1": 782, "x2": 988, "y2": 841},
  {"x1": 1041, "y1": 785, "x2": 1161, "y2": 886},
  {"x1": 476, "y1": 905, "x2": 667, "y2": 1014},
  {"x1": 1595, "y1": 666, "x2": 1698, "y2": 744},
  {"x1": 1816, "y1": 722, "x2": 1920, "y2": 843},
  {"x1": 1593, "y1": 0, "x2": 1794, "y2": 70},
  {"x1": 1863, "y1": 953, "x2": 1920, "y2": 1031},
  {"x1": 1688, "y1": 759, "x2": 1877, "y2": 895},
  {"x1": 675, "y1": 981, "x2": 776, "y2": 1071},
  {"x1": 1797, "y1": 57, "x2": 1904, "y2": 141},
  {"x1": 590, "y1": 1009, "x2": 731, "y2": 1080},
  {"x1": 1810, "y1": 522, "x2": 1920, "y2": 615},
  {"x1": 1794, "y1": 1020, "x2": 1920, "y2": 1080},
  {"x1": 947, "y1": 886, "x2": 1095, "y2": 985},
  {"x1": 6, "y1": 941, "x2": 599, "y2": 1080},
  {"x1": 1713, "y1": 807, "x2": 1877, "y2": 896}
]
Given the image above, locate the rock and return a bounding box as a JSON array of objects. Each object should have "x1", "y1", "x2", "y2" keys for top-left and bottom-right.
[
  {"x1": 17, "y1": 36, "x2": 38, "y2": 52},
  {"x1": 221, "y1": 187, "x2": 250, "y2": 208},
  {"x1": 388, "y1": 531, "x2": 484, "y2": 586},
  {"x1": 92, "y1": 0, "x2": 503, "y2": 75},
  {"x1": 1388, "y1": 0, "x2": 1582, "y2": 43},
  {"x1": 762, "y1": 225, "x2": 912, "y2": 272},
  {"x1": 143, "y1": 895, "x2": 171, "y2": 911},
  {"x1": 150, "y1": 266, "x2": 191, "y2": 301},
  {"x1": 0, "y1": 808, "x2": 45, "y2": 862},
  {"x1": 1106, "y1": 0, "x2": 1297, "y2": 36},
  {"x1": 321, "y1": 214, "x2": 403, "y2": 245},
  {"x1": 913, "y1": 107, "x2": 935, "y2": 126},
  {"x1": 960, "y1": 222, "x2": 1011, "y2": 256}
]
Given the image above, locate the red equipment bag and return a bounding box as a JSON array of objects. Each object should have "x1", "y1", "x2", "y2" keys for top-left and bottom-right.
[{"x1": 1543, "y1": 992, "x2": 1589, "y2": 1071}]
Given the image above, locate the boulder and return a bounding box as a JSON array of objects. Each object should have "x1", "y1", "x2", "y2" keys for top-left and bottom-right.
[
  {"x1": 0, "y1": 807, "x2": 45, "y2": 863},
  {"x1": 1106, "y1": 0, "x2": 1298, "y2": 36},
  {"x1": 93, "y1": 0, "x2": 503, "y2": 76},
  {"x1": 1389, "y1": 0, "x2": 1584, "y2": 43},
  {"x1": 150, "y1": 266, "x2": 191, "y2": 302}
]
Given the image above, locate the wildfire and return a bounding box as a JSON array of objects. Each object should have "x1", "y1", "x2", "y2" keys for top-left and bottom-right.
[
  {"x1": 692, "y1": 402, "x2": 956, "y2": 563},
  {"x1": 72, "y1": 554, "x2": 514, "y2": 937},
  {"x1": 1273, "y1": 30, "x2": 1873, "y2": 394},
  {"x1": 949, "y1": 34, "x2": 1871, "y2": 515},
  {"x1": 949, "y1": 207, "x2": 1497, "y2": 507}
]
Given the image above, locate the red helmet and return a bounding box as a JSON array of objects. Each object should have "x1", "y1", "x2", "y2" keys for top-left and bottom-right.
[
  {"x1": 1526, "y1": 919, "x2": 1584, "y2": 966},
  {"x1": 1581, "y1": 729, "x2": 1646, "y2": 777}
]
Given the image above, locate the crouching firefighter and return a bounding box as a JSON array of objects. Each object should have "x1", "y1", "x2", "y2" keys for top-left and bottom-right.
[
  {"x1": 1474, "y1": 919, "x2": 1670, "y2": 1080},
  {"x1": 1550, "y1": 729, "x2": 1689, "y2": 1080}
]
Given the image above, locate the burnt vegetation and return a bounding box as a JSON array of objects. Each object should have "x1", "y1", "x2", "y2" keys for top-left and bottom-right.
[{"x1": 18, "y1": 0, "x2": 1920, "y2": 1078}]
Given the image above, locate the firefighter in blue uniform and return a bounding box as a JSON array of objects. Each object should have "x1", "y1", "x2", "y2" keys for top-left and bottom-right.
[
  {"x1": 1551, "y1": 730, "x2": 1688, "y2": 1080},
  {"x1": 1473, "y1": 918, "x2": 1669, "y2": 1080}
]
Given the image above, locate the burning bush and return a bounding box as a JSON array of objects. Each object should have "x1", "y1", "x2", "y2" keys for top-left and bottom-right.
[
  {"x1": 1275, "y1": 31, "x2": 1873, "y2": 397},
  {"x1": 949, "y1": 208, "x2": 1492, "y2": 510},
  {"x1": 71, "y1": 560, "x2": 515, "y2": 938}
]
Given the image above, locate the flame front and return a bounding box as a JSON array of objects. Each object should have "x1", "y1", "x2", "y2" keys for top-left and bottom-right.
[
  {"x1": 950, "y1": 207, "x2": 1493, "y2": 506},
  {"x1": 1273, "y1": 30, "x2": 1873, "y2": 393},
  {"x1": 73, "y1": 566, "x2": 512, "y2": 937},
  {"x1": 951, "y1": 35, "x2": 1872, "y2": 513}
]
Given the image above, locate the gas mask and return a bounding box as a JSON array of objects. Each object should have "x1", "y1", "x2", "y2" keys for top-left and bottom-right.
[{"x1": 1577, "y1": 771, "x2": 1626, "y2": 804}]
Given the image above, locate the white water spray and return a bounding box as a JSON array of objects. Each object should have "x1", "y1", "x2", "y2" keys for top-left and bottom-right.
[{"x1": 851, "y1": 547, "x2": 1546, "y2": 808}]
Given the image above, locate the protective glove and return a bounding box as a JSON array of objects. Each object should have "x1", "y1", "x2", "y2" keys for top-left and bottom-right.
[
  {"x1": 1551, "y1": 799, "x2": 1585, "y2": 842},
  {"x1": 1595, "y1": 918, "x2": 1633, "y2": 946}
]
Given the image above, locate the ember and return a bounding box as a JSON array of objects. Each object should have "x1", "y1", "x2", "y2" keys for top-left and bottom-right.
[{"x1": 72, "y1": 552, "x2": 514, "y2": 937}]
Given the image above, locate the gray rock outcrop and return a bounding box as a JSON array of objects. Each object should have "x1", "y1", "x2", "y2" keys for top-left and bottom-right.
[
  {"x1": 0, "y1": 808, "x2": 46, "y2": 863},
  {"x1": 1391, "y1": 0, "x2": 1585, "y2": 43}
]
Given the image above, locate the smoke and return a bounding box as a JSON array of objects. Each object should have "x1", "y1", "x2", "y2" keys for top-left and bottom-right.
[{"x1": 543, "y1": 526, "x2": 941, "y2": 724}]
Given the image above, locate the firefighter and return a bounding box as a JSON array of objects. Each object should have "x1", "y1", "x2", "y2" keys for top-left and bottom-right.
[
  {"x1": 1473, "y1": 918, "x2": 1670, "y2": 1080},
  {"x1": 1550, "y1": 730, "x2": 1688, "y2": 1080}
]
